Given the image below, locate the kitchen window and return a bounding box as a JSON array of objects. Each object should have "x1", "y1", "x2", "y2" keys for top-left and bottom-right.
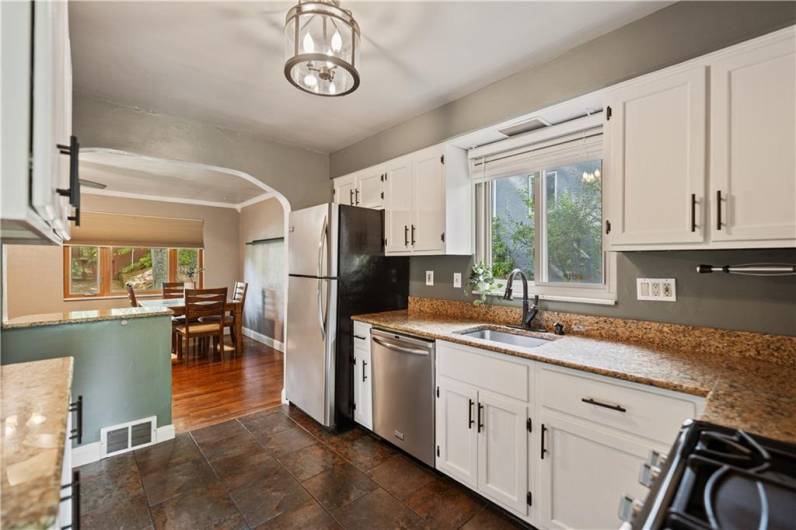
[
  {"x1": 472, "y1": 127, "x2": 615, "y2": 304},
  {"x1": 64, "y1": 246, "x2": 204, "y2": 299}
]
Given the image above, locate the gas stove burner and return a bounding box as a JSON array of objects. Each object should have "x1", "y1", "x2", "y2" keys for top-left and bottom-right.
[{"x1": 631, "y1": 421, "x2": 796, "y2": 530}]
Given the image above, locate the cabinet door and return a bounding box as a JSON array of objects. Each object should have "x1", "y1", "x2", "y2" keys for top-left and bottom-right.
[
  {"x1": 411, "y1": 149, "x2": 445, "y2": 252},
  {"x1": 31, "y1": 0, "x2": 71, "y2": 233},
  {"x1": 710, "y1": 34, "x2": 796, "y2": 244},
  {"x1": 436, "y1": 377, "x2": 478, "y2": 489},
  {"x1": 357, "y1": 166, "x2": 384, "y2": 209},
  {"x1": 384, "y1": 157, "x2": 413, "y2": 253},
  {"x1": 539, "y1": 413, "x2": 649, "y2": 530},
  {"x1": 477, "y1": 390, "x2": 528, "y2": 514},
  {"x1": 606, "y1": 66, "x2": 707, "y2": 247},
  {"x1": 353, "y1": 344, "x2": 372, "y2": 430},
  {"x1": 335, "y1": 180, "x2": 356, "y2": 206}
]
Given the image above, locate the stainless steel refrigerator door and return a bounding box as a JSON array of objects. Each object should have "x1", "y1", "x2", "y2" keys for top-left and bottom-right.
[
  {"x1": 288, "y1": 203, "x2": 338, "y2": 278},
  {"x1": 285, "y1": 275, "x2": 338, "y2": 427}
]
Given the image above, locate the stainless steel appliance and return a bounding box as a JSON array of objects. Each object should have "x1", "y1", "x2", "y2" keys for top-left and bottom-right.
[
  {"x1": 619, "y1": 419, "x2": 796, "y2": 530},
  {"x1": 371, "y1": 329, "x2": 435, "y2": 466},
  {"x1": 286, "y1": 203, "x2": 408, "y2": 429}
]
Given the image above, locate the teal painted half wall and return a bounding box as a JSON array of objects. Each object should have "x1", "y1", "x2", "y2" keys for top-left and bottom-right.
[{"x1": 1, "y1": 315, "x2": 172, "y2": 446}]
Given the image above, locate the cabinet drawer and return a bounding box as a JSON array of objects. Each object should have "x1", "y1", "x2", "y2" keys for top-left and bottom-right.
[
  {"x1": 438, "y1": 341, "x2": 529, "y2": 402},
  {"x1": 540, "y1": 366, "x2": 700, "y2": 443},
  {"x1": 353, "y1": 321, "x2": 371, "y2": 351}
]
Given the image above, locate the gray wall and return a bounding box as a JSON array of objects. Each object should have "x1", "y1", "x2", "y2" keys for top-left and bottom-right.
[
  {"x1": 74, "y1": 95, "x2": 331, "y2": 210},
  {"x1": 1, "y1": 316, "x2": 173, "y2": 445},
  {"x1": 410, "y1": 249, "x2": 796, "y2": 336},
  {"x1": 330, "y1": 1, "x2": 796, "y2": 176}
]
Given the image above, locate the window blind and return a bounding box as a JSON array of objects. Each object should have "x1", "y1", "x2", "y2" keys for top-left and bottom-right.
[
  {"x1": 69, "y1": 211, "x2": 204, "y2": 248},
  {"x1": 470, "y1": 127, "x2": 603, "y2": 182}
]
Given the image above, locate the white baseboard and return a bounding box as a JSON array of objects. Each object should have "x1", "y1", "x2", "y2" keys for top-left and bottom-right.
[
  {"x1": 243, "y1": 327, "x2": 285, "y2": 352},
  {"x1": 71, "y1": 424, "x2": 175, "y2": 468}
]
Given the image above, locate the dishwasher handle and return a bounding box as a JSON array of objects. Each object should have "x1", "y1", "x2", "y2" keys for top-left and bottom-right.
[{"x1": 372, "y1": 335, "x2": 431, "y2": 356}]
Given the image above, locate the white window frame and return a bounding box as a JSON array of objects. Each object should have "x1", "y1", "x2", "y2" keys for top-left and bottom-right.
[{"x1": 472, "y1": 131, "x2": 616, "y2": 306}]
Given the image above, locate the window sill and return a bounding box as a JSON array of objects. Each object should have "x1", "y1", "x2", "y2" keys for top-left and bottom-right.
[{"x1": 474, "y1": 290, "x2": 617, "y2": 306}]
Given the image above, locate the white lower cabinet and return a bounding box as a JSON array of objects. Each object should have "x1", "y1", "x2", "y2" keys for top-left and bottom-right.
[
  {"x1": 538, "y1": 412, "x2": 651, "y2": 530},
  {"x1": 353, "y1": 322, "x2": 373, "y2": 430},
  {"x1": 477, "y1": 390, "x2": 529, "y2": 513},
  {"x1": 434, "y1": 340, "x2": 704, "y2": 529},
  {"x1": 436, "y1": 376, "x2": 479, "y2": 488}
]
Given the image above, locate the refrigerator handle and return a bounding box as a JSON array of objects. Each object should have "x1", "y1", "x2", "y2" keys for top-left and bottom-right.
[
  {"x1": 317, "y1": 214, "x2": 328, "y2": 278},
  {"x1": 317, "y1": 278, "x2": 327, "y2": 341}
]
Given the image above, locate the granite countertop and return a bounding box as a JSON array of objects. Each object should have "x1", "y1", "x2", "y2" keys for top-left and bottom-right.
[
  {"x1": 2, "y1": 306, "x2": 173, "y2": 330},
  {"x1": 1, "y1": 357, "x2": 74, "y2": 530},
  {"x1": 353, "y1": 310, "x2": 796, "y2": 444}
]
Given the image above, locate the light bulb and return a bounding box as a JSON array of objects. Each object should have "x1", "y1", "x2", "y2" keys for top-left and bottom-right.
[
  {"x1": 331, "y1": 30, "x2": 342, "y2": 52},
  {"x1": 594, "y1": 169, "x2": 601, "y2": 178},
  {"x1": 328, "y1": 83, "x2": 336, "y2": 95},
  {"x1": 303, "y1": 74, "x2": 317, "y2": 87},
  {"x1": 302, "y1": 33, "x2": 315, "y2": 53}
]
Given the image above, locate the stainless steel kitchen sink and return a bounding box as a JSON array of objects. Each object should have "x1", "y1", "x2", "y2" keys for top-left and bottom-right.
[{"x1": 456, "y1": 326, "x2": 556, "y2": 348}]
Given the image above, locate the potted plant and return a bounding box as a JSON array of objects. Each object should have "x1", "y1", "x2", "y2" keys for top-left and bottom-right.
[{"x1": 467, "y1": 262, "x2": 496, "y2": 306}]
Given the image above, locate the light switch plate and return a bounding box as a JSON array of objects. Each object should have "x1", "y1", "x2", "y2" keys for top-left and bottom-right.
[
  {"x1": 425, "y1": 270, "x2": 434, "y2": 286},
  {"x1": 453, "y1": 273, "x2": 462, "y2": 288},
  {"x1": 636, "y1": 278, "x2": 676, "y2": 302}
]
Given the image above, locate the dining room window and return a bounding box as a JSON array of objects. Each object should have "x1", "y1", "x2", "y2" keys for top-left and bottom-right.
[{"x1": 64, "y1": 246, "x2": 204, "y2": 299}]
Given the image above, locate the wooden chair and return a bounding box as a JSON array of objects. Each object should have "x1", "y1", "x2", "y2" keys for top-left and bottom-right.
[
  {"x1": 162, "y1": 281, "x2": 185, "y2": 299},
  {"x1": 199, "y1": 281, "x2": 247, "y2": 356},
  {"x1": 175, "y1": 288, "x2": 228, "y2": 362},
  {"x1": 126, "y1": 284, "x2": 138, "y2": 308}
]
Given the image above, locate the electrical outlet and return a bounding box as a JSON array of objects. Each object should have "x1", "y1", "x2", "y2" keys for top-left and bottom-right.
[
  {"x1": 425, "y1": 270, "x2": 434, "y2": 286},
  {"x1": 636, "y1": 278, "x2": 676, "y2": 302},
  {"x1": 453, "y1": 273, "x2": 462, "y2": 288}
]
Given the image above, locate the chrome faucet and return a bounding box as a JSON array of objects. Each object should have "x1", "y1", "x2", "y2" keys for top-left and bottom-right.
[{"x1": 502, "y1": 268, "x2": 540, "y2": 329}]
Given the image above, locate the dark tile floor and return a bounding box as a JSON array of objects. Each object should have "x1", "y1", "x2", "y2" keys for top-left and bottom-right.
[{"x1": 79, "y1": 404, "x2": 529, "y2": 529}]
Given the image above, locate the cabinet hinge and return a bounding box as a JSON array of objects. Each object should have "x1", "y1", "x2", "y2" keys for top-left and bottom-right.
[
  {"x1": 440, "y1": 232, "x2": 445, "y2": 242},
  {"x1": 353, "y1": 402, "x2": 356, "y2": 410},
  {"x1": 351, "y1": 356, "x2": 356, "y2": 365},
  {"x1": 606, "y1": 106, "x2": 612, "y2": 121},
  {"x1": 440, "y1": 154, "x2": 445, "y2": 165},
  {"x1": 605, "y1": 219, "x2": 612, "y2": 234},
  {"x1": 436, "y1": 386, "x2": 439, "y2": 398},
  {"x1": 527, "y1": 418, "x2": 532, "y2": 433},
  {"x1": 527, "y1": 491, "x2": 533, "y2": 506},
  {"x1": 436, "y1": 445, "x2": 440, "y2": 457},
  {"x1": 380, "y1": 191, "x2": 384, "y2": 199}
]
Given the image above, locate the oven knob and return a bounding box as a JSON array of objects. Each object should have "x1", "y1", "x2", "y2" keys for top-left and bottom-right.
[
  {"x1": 646, "y1": 449, "x2": 667, "y2": 467},
  {"x1": 618, "y1": 494, "x2": 643, "y2": 523},
  {"x1": 639, "y1": 462, "x2": 662, "y2": 487}
]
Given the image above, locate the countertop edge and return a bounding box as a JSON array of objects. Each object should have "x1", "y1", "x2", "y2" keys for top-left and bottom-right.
[{"x1": 2, "y1": 307, "x2": 174, "y2": 330}]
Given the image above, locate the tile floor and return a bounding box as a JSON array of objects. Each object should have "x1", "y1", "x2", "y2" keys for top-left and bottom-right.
[{"x1": 79, "y1": 404, "x2": 529, "y2": 529}]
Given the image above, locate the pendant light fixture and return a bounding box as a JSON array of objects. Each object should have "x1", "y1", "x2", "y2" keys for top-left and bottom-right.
[{"x1": 284, "y1": 0, "x2": 360, "y2": 97}]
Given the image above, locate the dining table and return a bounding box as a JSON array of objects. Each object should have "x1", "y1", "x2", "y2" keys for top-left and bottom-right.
[{"x1": 138, "y1": 297, "x2": 244, "y2": 355}]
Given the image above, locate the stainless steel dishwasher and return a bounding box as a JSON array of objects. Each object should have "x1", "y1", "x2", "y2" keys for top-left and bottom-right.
[{"x1": 371, "y1": 329, "x2": 435, "y2": 467}]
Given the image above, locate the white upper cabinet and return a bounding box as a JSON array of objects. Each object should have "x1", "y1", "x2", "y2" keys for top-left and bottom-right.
[
  {"x1": 384, "y1": 156, "x2": 413, "y2": 253},
  {"x1": 357, "y1": 166, "x2": 385, "y2": 209},
  {"x1": 606, "y1": 26, "x2": 795, "y2": 250},
  {"x1": 605, "y1": 65, "x2": 707, "y2": 247},
  {"x1": 333, "y1": 143, "x2": 472, "y2": 256},
  {"x1": 333, "y1": 173, "x2": 357, "y2": 206},
  {"x1": 709, "y1": 31, "x2": 796, "y2": 245},
  {"x1": 1, "y1": 0, "x2": 75, "y2": 245}
]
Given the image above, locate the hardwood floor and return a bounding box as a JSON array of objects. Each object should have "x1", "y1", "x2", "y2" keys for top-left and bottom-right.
[{"x1": 171, "y1": 336, "x2": 284, "y2": 432}]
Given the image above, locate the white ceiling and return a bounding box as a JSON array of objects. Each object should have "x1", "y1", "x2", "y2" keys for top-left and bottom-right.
[
  {"x1": 70, "y1": 1, "x2": 670, "y2": 154},
  {"x1": 80, "y1": 150, "x2": 269, "y2": 207}
]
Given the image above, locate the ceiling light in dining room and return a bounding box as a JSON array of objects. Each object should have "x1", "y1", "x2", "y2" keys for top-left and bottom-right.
[{"x1": 284, "y1": 0, "x2": 360, "y2": 97}]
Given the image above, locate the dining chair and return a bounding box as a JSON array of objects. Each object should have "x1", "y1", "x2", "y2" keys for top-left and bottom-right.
[
  {"x1": 174, "y1": 287, "x2": 228, "y2": 363},
  {"x1": 162, "y1": 281, "x2": 185, "y2": 299},
  {"x1": 199, "y1": 281, "x2": 247, "y2": 357},
  {"x1": 126, "y1": 284, "x2": 138, "y2": 308}
]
